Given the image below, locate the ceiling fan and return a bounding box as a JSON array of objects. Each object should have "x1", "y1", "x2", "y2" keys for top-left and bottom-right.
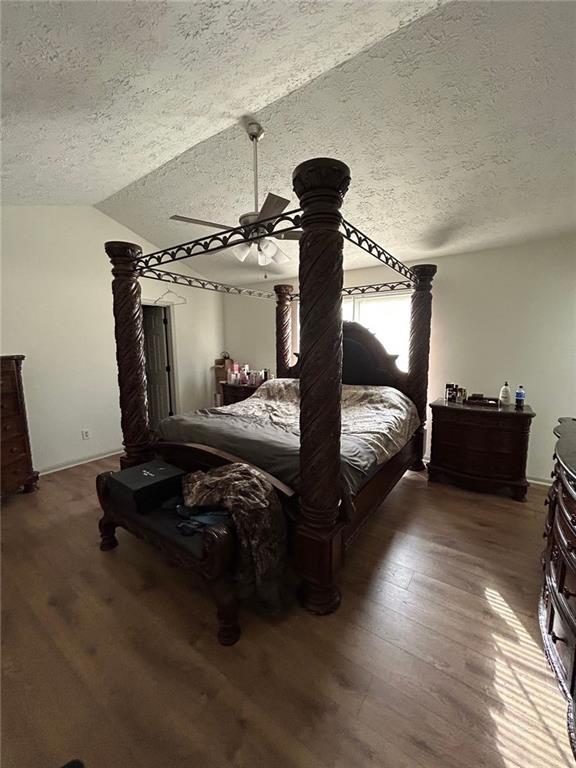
[{"x1": 170, "y1": 120, "x2": 301, "y2": 267}]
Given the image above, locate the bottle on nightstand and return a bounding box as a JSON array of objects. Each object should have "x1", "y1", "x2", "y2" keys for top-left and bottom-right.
[{"x1": 499, "y1": 381, "x2": 512, "y2": 406}]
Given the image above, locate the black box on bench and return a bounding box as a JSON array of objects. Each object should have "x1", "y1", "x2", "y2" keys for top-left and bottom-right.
[{"x1": 107, "y1": 460, "x2": 186, "y2": 515}]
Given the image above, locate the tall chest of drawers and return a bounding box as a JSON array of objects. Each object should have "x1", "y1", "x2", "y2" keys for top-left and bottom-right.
[
  {"x1": 1, "y1": 355, "x2": 38, "y2": 496},
  {"x1": 541, "y1": 417, "x2": 576, "y2": 758}
]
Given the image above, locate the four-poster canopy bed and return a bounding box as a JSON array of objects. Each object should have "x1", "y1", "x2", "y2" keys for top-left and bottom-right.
[{"x1": 97, "y1": 157, "x2": 436, "y2": 642}]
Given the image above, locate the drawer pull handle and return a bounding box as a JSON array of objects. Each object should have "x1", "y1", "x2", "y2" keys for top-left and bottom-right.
[
  {"x1": 551, "y1": 631, "x2": 567, "y2": 645},
  {"x1": 571, "y1": 516, "x2": 576, "y2": 527}
]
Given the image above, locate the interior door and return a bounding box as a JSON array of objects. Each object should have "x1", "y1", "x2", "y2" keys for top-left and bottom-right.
[{"x1": 142, "y1": 305, "x2": 172, "y2": 430}]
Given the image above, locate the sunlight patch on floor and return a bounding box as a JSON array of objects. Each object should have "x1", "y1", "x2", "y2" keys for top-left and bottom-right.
[{"x1": 485, "y1": 587, "x2": 572, "y2": 767}]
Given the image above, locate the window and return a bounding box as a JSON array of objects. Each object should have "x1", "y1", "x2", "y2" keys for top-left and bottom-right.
[{"x1": 342, "y1": 294, "x2": 411, "y2": 371}]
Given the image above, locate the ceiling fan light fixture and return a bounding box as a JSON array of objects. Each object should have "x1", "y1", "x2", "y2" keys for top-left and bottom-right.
[
  {"x1": 272, "y1": 246, "x2": 290, "y2": 265},
  {"x1": 259, "y1": 238, "x2": 277, "y2": 258},
  {"x1": 231, "y1": 242, "x2": 254, "y2": 262},
  {"x1": 169, "y1": 119, "x2": 302, "y2": 264},
  {"x1": 257, "y1": 248, "x2": 272, "y2": 267}
]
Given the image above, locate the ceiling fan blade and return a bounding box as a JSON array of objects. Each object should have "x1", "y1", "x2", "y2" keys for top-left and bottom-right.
[
  {"x1": 170, "y1": 215, "x2": 234, "y2": 231},
  {"x1": 273, "y1": 230, "x2": 302, "y2": 241},
  {"x1": 256, "y1": 192, "x2": 290, "y2": 222},
  {"x1": 271, "y1": 245, "x2": 290, "y2": 264}
]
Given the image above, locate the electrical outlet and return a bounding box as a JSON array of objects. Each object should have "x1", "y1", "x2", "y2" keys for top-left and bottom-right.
[{"x1": 81, "y1": 429, "x2": 91, "y2": 440}]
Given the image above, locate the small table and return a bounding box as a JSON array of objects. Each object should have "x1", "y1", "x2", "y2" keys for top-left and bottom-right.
[
  {"x1": 221, "y1": 382, "x2": 260, "y2": 406},
  {"x1": 428, "y1": 399, "x2": 535, "y2": 501}
]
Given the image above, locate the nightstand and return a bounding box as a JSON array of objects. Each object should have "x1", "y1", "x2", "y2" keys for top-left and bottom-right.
[
  {"x1": 221, "y1": 382, "x2": 260, "y2": 406},
  {"x1": 428, "y1": 399, "x2": 535, "y2": 501}
]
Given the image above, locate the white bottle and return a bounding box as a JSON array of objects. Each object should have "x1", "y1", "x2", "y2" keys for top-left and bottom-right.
[{"x1": 499, "y1": 381, "x2": 512, "y2": 406}]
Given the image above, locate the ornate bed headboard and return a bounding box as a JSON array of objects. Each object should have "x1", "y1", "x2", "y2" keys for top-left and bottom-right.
[
  {"x1": 341, "y1": 322, "x2": 409, "y2": 392},
  {"x1": 288, "y1": 320, "x2": 410, "y2": 398}
]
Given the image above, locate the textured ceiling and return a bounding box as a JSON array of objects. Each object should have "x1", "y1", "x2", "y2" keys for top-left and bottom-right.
[
  {"x1": 96, "y1": 0, "x2": 576, "y2": 284},
  {"x1": 1, "y1": 0, "x2": 440, "y2": 204}
]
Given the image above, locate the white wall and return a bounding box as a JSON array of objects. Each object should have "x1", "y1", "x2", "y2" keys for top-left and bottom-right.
[
  {"x1": 223, "y1": 234, "x2": 576, "y2": 481},
  {"x1": 223, "y1": 292, "x2": 277, "y2": 372},
  {"x1": 1, "y1": 206, "x2": 223, "y2": 472}
]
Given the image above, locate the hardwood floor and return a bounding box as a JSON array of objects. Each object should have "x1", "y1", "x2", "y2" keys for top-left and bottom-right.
[{"x1": 2, "y1": 457, "x2": 573, "y2": 768}]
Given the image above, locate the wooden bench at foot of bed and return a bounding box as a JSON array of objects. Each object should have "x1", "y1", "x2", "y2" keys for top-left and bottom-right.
[{"x1": 96, "y1": 469, "x2": 242, "y2": 646}]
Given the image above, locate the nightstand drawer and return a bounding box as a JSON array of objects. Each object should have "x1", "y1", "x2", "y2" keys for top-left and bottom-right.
[
  {"x1": 432, "y1": 420, "x2": 519, "y2": 453},
  {"x1": 221, "y1": 384, "x2": 260, "y2": 406},
  {"x1": 431, "y1": 443, "x2": 525, "y2": 479}
]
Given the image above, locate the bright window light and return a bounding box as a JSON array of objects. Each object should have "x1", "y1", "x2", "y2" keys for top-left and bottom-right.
[{"x1": 343, "y1": 294, "x2": 411, "y2": 371}]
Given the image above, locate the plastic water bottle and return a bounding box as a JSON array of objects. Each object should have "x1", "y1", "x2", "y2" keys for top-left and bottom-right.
[{"x1": 515, "y1": 385, "x2": 525, "y2": 410}]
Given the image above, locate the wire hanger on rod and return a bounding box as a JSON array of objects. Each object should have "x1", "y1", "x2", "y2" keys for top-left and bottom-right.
[{"x1": 153, "y1": 288, "x2": 187, "y2": 306}]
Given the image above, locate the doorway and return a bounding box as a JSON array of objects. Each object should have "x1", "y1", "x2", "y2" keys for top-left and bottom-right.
[{"x1": 142, "y1": 304, "x2": 175, "y2": 430}]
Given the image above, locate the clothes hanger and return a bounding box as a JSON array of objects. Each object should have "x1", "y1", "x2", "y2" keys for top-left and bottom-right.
[{"x1": 153, "y1": 289, "x2": 187, "y2": 306}]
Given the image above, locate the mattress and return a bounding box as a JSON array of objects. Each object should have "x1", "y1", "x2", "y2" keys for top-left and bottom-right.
[{"x1": 157, "y1": 378, "x2": 420, "y2": 495}]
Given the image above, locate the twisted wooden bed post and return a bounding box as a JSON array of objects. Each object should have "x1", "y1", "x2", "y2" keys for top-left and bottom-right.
[
  {"x1": 105, "y1": 241, "x2": 153, "y2": 469},
  {"x1": 408, "y1": 263, "x2": 437, "y2": 471},
  {"x1": 274, "y1": 284, "x2": 293, "y2": 378},
  {"x1": 292, "y1": 157, "x2": 351, "y2": 615}
]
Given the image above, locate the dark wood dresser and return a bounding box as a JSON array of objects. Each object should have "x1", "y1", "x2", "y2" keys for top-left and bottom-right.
[
  {"x1": 428, "y1": 399, "x2": 535, "y2": 501},
  {"x1": 221, "y1": 383, "x2": 260, "y2": 406},
  {"x1": 541, "y1": 417, "x2": 576, "y2": 759},
  {"x1": 1, "y1": 355, "x2": 38, "y2": 496}
]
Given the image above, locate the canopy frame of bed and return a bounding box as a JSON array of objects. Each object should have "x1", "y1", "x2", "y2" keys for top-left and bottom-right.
[{"x1": 103, "y1": 157, "x2": 436, "y2": 616}]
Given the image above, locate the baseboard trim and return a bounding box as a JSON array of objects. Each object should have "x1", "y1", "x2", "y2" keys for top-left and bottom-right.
[
  {"x1": 527, "y1": 477, "x2": 549, "y2": 487},
  {"x1": 40, "y1": 451, "x2": 121, "y2": 476}
]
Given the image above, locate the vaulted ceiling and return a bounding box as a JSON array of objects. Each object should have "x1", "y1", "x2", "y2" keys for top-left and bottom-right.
[
  {"x1": 2, "y1": 0, "x2": 439, "y2": 203},
  {"x1": 3, "y1": 1, "x2": 575, "y2": 284}
]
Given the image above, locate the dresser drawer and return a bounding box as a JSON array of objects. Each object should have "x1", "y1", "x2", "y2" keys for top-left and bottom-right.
[
  {"x1": 1, "y1": 435, "x2": 29, "y2": 468},
  {"x1": 1, "y1": 416, "x2": 26, "y2": 442},
  {"x1": 0, "y1": 391, "x2": 21, "y2": 418},
  {"x1": 549, "y1": 539, "x2": 564, "y2": 593},
  {"x1": 546, "y1": 593, "x2": 576, "y2": 695},
  {"x1": 1, "y1": 458, "x2": 31, "y2": 494},
  {"x1": 560, "y1": 557, "x2": 576, "y2": 611},
  {"x1": 558, "y1": 481, "x2": 576, "y2": 532},
  {"x1": 0, "y1": 366, "x2": 18, "y2": 393},
  {"x1": 555, "y1": 511, "x2": 576, "y2": 570}
]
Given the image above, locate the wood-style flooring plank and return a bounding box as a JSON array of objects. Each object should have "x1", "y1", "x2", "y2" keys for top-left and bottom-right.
[{"x1": 1, "y1": 459, "x2": 572, "y2": 768}]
